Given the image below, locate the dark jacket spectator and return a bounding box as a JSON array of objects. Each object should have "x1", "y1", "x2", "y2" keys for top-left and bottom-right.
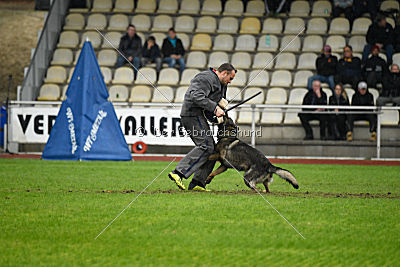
[
  {"x1": 332, "y1": 0, "x2": 354, "y2": 23},
  {"x1": 142, "y1": 42, "x2": 161, "y2": 61},
  {"x1": 302, "y1": 90, "x2": 328, "y2": 110},
  {"x1": 118, "y1": 33, "x2": 142, "y2": 58},
  {"x1": 161, "y1": 37, "x2": 185, "y2": 57},
  {"x1": 377, "y1": 64, "x2": 400, "y2": 106},
  {"x1": 394, "y1": 25, "x2": 400, "y2": 53},
  {"x1": 362, "y1": 45, "x2": 387, "y2": 88},
  {"x1": 335, "y1": 46, "x2": 362, "y2": 89},
  {"x1": 351, "y1": 88, "x2": 374, "y2": 108},
  {"x1": 316, "y1": 53, "x2": 338, "y2": 77},
  {"x1": 329, "y1": 91, "x2": 350, "y2": 106},
  {"x1": 366, "y1": 21, "x2": 394, "y2": 47},
  {"x1": 141, "y1": 36, "x2": 162, "y2": 72},
  {"x1": 329, "y1": 84, "x2": 350, "y2": 140}
]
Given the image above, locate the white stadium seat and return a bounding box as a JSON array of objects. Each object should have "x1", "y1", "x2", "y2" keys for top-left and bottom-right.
[
  {"x1": 175, "y1": 16, "x2": 195, "y2": 33},
  {"x1": 151, "y1": 86, "x2": 174, "y2": 103},
  {"x1": 98, "y1": 49, "x2": 117, "y2": 67},
  {"x1": 235, "y1": 35, "x2": 256, "y2": 51},
  {"x1": 157, "y1": 0, "x2": 178, "y2": 14},
  {"x1": 226, "y1": 86, "x2": 242, "y2": 102},
  {"x1": 151, "y1": 15, "x2": 173, "y2": 32},
  {"x1": 349, "y1": 36, "x2": 367, "y2": 53},
  {"x1": 51, "y1": 49, "x2": 73, "y2": 66},
  {"x1": 113, "y1": 0, "x2": 134, "y2": 13},
  {"x1": 311, "y1": 0, "x2": 331, "y2": 17},
  {"x1": 261, "y1": 18, "x2": 282, "y2": 34},
  {"x1": 101, "y1": 31, "x2": 122, "y2": 49},
  {"x1": 329, "y1": 18, "x2": 350, "y2": 34},
  {"x1": 283, "y1": 88, "x2": 308, "y2": 124},
  {"x1": 179, "y1": 0, "x2": 200, "y2": 14},
  {"x1": 136, "y1": 67, "x2": 157, "y2": 85},
  {"x1": 270, "y1": 70, "x2": 292, "y2": 87},
  {"x1": 223, "y1": 0, "x2": 244, "y2": 16},
  {"x1": 196, "y1": 16, "x2": 217, "y2": 33},
  {"x1": 201, "y1": 0, "x2": 222, "y2": 15},
  {"x1": 243, "y1": 87, "x2": 265, "y2": 103},
  {"x1": 180, "y1": 69, "x2": 200, "y2": 85},
  {"x1": 91, "y1": 0, "x2": 112, "y2": 12},
  {"x1": 217, "y1": 17, "x2": 239, "y2": 33},
  {"x1": 231, "y1": 52, "x2": 252, "y2": 69},
  {"x1": 302, "y1": 35, "x2": 323, "y2": 52},
  {"x1": 208, "y1": 52, "x2": 229, "y2": 68},
  {"x1": 297, "y1": 53, "x2": 318, "y2": 70},
  {"x1": 381, "y1": 110, "x2": 399, "y2": 126},
  {"x1": 265, "y1": 88, "x2": 287, "y2": 104},
  {"x1": 112, "y1": 67, "x2": 134, "y2": 85},
  {"x1": 129, "y1": 85, "x2": 152, "y2": 102},
  {"x1": 213, "y1": 34, "x2": 234, "y2": 51},
  {"x1": 135, "y1": 0, "x2": 156, "y2": 13},
  {"x1": 230, "y1": 70, "x2": 247, "y2": 87},
  {"x1": 108, "y1": 14, "x2": 129, "y2": 31},
  {"x1": 293, "y1": 70, "x2": 313, "y2": 87},
  {"x1": 158, "y1": 68, "x2": 180, "y2": 85},
  {"x1": 307, "y1": 18, "x2": 327, "y2": 34},
  {"x1": 44, "y1": 66, "x2": 67, "y2": 84},
  {"x1": 174, "y1": 86, "x2": 187, "y2": 103},
  {"x1": 37, "y1": 84, "x2": 60, "y2": 101},
  {"x1": 284, "y1": 18, "x2": 305, "y2": 34},
  {"x1": 80, "y1": 31, "x2": 101, "y2": 48},
  {"x1": 58, "y1": 31, "x2": 79, "y2": 48},
  {"x1": 252, "y1": 52, "x2": 274, "y2": 69},
  {"x1": 131, "y1": 15, "x2": 151, "y2": 31},
  {"x1": 289, "y1": 1, "x2": 310, "y2": 17},
  {"x1": 64, "y1": 14, "x2": 85, "y2": 30},
  {"x1": 109, "y1": 85, "x2": 129, "y2": 102},
  {"x1": 326, "y1": 35, "x2": 346, "y2": 52},
  {"x1": 85, "y1": 14, "x2": 107, "y2": 30},
  {"x1": 280, "y1": 35, "x2": 301, "y2": 52},
  {"x1": 186, "y1": 51, "x2": 207, "y2": 69},
  {"x1": 351, "y1": 18, "x2": 372, "y2": 35},
  {"x1": 244, "y1": 0, "x2": 265, "y2": 17},
  {"x1": 274, "y1": 53, "x2": 296, "y2": 70},
  {"x1": 258, "y1": 35, "x2": 279, "y2": 52},
  {"x1": 247, "y1": 70, "x2": 269, "y2": 87},
  {"x1": 100, "y1": 67, "x2": 112, "y2": 84}
]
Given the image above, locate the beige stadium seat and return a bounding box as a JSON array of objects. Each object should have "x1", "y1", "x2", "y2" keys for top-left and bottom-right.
[
  {"x1": 244, "y1": 0, "x2": 265, "y2": 16},
  {"x1": 280, "y1": 35, "x2": 301, "y2": 52},
  {"x1": 270, "y1": 70, "x2": 292, "y2": 87},
  {"x1": 100, "y1": 67, "x2": 112, "y2": 84},
  {"x1": 329, "y1": 18, "x2": 350, "y2": 34},
  {"x1": 237, "y1": 110, "x2": 260, "y2": 124},
  {"x1": 351, "y1": 18, "x2": 372, "y2": 35},
  {"x1": 179, "y1": 0, "x2": 200, "y2": 14},
  {"x1": 306, "y1": 18, "x2": 327, "y2": 34},
  {"x1": 129, "y1": 85, "x2": 152, "y2": 102},
  {"x1": 131, "y1": 15, "x2": 151, "y2": 31},
  {"x1": 113, "y1": 0, "x2": 134, "y2": 12},
  {"x1": 51, "y1": 48, "x2": 73, "y2": 66},
  {"x1": 265, "y1": 88, "x2": 287, "y2": 104},
  {"x1": 257, "y1": 35, "x2": 279, "y2": 52},
  {"x1": 108, "y1": 14, "x2": 129, "y2": 31},
  {"x1": 235, "y1": 35, "x2": 256, "y2": 51},
  {"x1": 289, "y1": 1, "x2": 310, "y2": 17},
  {"x1": 190, "y1": 34, "x2": 212, "y2": 51},
  {"x1": 380, "y1": 0, "x2": 399, "y2": 11},
  {"x1": 175, "y1": 16, "x2": 195, "y2": 33},
  {"x1": 311, "y1": 0, "x2": 331, "y2": 17},
  {"x1": 349, "y1": 36, "x2": 366, "y2": 53},
  {"x1": 151, "y1": 15, "x2": 173, "y2": 32},
  {"x1": 37, "y1": 84, "x2": 60, "y2": 101},
  {"x1": 80, "y1": 31, "x2": 102, "y2": 48},
  {"x1": 174, "y1": 86, "x2": 187, "y2": 102},
  {"x1": 239, "y1": 17, "x2": 261, "y2": 34},
  {"x1": 73, "y1": 51, "x2": 81, "y2": 65},
  {"x1": 178, "y1": 33, "x2": 190, "y2": 50},
  {"x1": 85, "y1": 14, "x2": 107, "y2": 30},
  {"x1": 297, "y1": 53, "x2": 318, "y2": 70},
  {"x1": 284, "y1": 18, "x2": 305, "y2": 34},
  {"x1": 60, "y1": 85, "x2": 68, "y2": 100},
  {"x1": 44, "y1": 66, "x2": 67, "y2": 84},
  {"x1": 322, "y1": 88, "x2": 332, "y2": 99},
  {"x1": 293, "y1": 70, "x2": 313, "y2": 87},
  {"x1": 91, "y1": 0, "x2": 112, "y2": 12},
  {"x1": 369, "y1": 88, "x2": 379, "y2": 105},
  {"x1": 109, "y1": 85, "x2": 129, "y2": 102},
  {"x1": 180, "y1": 69, "x2": 200, "y2": 85},
  {"x1": 274, "y1": 53, "x2": 296, "y2": 69},
  {"x1": 302, "y1": 35, "x2": 323, "y2": 52},
  {"x1": 158, "y1": 68, "x2": 180, "y2": 85},
  {"x1": 223, "y1": 0, "x2": 244, "y2": 16},
  {"x1": 261, "y1": 18, "x2": 282, "y2": 34},
  {"x1": 98, "y1": 49, "x2": 117, "y2": 67},
  {"x1": 393, "y1": 53, "x2": 400, "y2": 66},
  {"x1": 326, "y1": 35, "x2": 346, "y2": 52},
  {"x1": 208, "y1": 52, "x2": 229, "y2": 68},
  {"x1": 136, "y1": 67, "x2": 157, "y2": 85},
  {"x1": 101, "y1": 31, "x2": 122, "y2": 49},
  {"x1": 201, "y1": 0, "x2": 222, "y2": 15},
  {"x1": 58, "y1": 31, "x2": 79, "y2": 48},
  {"x1": 230, "y1": 71, "x2": 247, "y2": 87},
  {"x1": 213, "y1": 34, "x2": 234, "y2": 51},
  {"x1": 112, "y1": 67, "x2": 134, "y2": 84},
  {"x1": 345, "y1": 89, "x2": 355, "y2": 103},
  {"x1": 152, "y1": 33, "x2": 166, "y2": 47},
  {"x1": 387, "y1": 17, "x2": 395, "y2": 28},
  {"x1": 217, "y1": 17, "x2": 239, "y2": 33},
  {"x1": 226, "y1": 86, "x2": 242, "y2": 102},
  {"x1": 283, "y1": 88, "x2": 308, "y2": 124},
  {"x1": 252, "y1": 52, "x2": 274, "y2": 69},
  {"x1": 231, "y1": 52, "x2": 252, "y2": 69},
  {"x1": 135, "y1": 0, "x2": 156, "y2": 13},
  {"x1": 67, "y1": 67, "x2": 75, "y2": 82},
  {"x1": 260, "y1": 109, "x2": 283, "y2": 124},
  {"x1": 195, "y1": 16, "x2": 217, "y2": 33},
  {"x1": 152, "y1": 86, "x2": 174, "y2": 102},
  {"x1": 157, "y1": 0, "x2": 178, "y2": 14},
  {"x1": 381, "y1": 110, "x2": 399, "y2": 125},
  {"x1": 248, "y1": 70, "x2": 269, "y2": 87},
  {"x1": 64, "y1": 14, "x2": 85, "y2": 30},
  {"x1": 186, "y1": 51, "x2": 207, "y2": 68},
  {"x1": 244, "y1": 87, "x2": 265, "y2": 103}
]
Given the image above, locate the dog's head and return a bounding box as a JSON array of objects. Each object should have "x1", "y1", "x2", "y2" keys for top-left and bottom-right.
[{"x1": 217, "y1": 115, "x2": 238, "y2": 140}]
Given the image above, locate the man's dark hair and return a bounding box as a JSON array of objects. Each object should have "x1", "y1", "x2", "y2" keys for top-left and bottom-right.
[
  {"x1": 375, "y1": 12, "x2": 386, "y2": 24},
  {"x1": 344, "y1": 45, "x2": 353, "y2": 51},
  {"x1": 127, "y1": 24, "x2": 135, "y2": 29},
  {"x1": 148, "y1": 36, "x2": 155, "y2": 42},
  {"x1": 218, "y1": 63, "x2": 237, "y2": 73},
  {"x1": 168, "y1": 27, "x2": 176, "y2": 33}
]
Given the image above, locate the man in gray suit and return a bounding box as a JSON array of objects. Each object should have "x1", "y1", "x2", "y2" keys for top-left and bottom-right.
[{"x1": 168, "y1": 63, "x2": 237, "y2": 191}]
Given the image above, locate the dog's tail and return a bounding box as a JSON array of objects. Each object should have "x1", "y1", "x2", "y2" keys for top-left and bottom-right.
[{"x1": 269, "y1": 165, "x2": 299, "y2": 189}]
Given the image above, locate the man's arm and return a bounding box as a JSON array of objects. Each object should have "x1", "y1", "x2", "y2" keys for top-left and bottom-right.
[{"x1": 189, "y1": 76, "x2": 218, "y2": 113}]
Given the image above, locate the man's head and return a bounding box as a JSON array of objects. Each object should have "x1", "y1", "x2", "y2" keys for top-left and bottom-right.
[
  {"x1": 127, "y1": 24, "x2": 136, "y2": 37},
  {"x1": 312, "y1": 80, "x2": 321, "y2": 94},
  {"x1": 343, "y1": 45, "x2": 353, "y2": 58},
  {"x1": 376, "y1": 13, "x2": 386, "y2": 27},
  {"x1": 323, "y1": 45, "x2": 332, "y2": 56},
  {"x1": 358, "y1": 81, "x2": 368, "y2": 95},
  {"x1": 216, "y1": 63, "x2": 237, "y2": 85},
  {"x1": 147, "y1": 36, "x2": 155, "y2": 46},
  {"x1": 391, "y1": 64, "x2": 399, "y2": 73},
  {"x1": 168, "y1": 28, "x2": 176, "y2": 39},
  {"x1": 371, "y1": 45, "x2": 380, "y2": 56}
]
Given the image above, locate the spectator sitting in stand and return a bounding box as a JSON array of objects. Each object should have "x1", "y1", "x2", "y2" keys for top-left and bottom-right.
[
  {"x1": 332, "y1": 0, "x2": 354, "y2": 24},
  {"x1": 141, "y1": 36, "x2": 162, "y2": 73},
  {"x1": 362, "y1": 45, "x2": 387, "y2": 88},
  {"x1": 335, "y1": 45, "x2": 362, "y2": 89},
  {"x1": 328, "y1": 84, "x2": 350, "y2": 140},
  {"x1": 353, "y1": 0, "x2": 378, "y2": 21},
  {"x1": 377, "y1": 64, "x2": 400, "y2": 106},
  {"x1": 393, "y1": 24, "x2": 400, "y2": 53},
  {"x1": 161, "y1": 28, "x2": 186, "y2": 73},
  {"x1": 307, "y1": 45, "x2": 337, "y2": 92},
  {"x1": 116, "y1": 24, "x2": 142, "y2": 75},
  {"x1": 347, "y1": 81, "x2": 377, "y2": 142}
]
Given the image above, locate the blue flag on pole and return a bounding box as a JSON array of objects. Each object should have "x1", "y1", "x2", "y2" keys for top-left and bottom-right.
[{"x1": 42, "y1": 41, "x2": 132, "y2": 161}]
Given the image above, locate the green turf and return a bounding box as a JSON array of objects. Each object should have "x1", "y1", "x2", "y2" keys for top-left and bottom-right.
[{"x1": 0, "y1": 159, "x2": 399, "y2": 265}]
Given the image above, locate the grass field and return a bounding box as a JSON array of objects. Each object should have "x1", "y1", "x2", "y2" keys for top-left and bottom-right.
[{"x1": 0, "y1": 158, "x2": 399, "y2": 265}]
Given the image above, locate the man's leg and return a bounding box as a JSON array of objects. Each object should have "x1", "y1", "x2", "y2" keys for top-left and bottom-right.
[
  {"x1": 385, "y1": 44, "x2": 394, "y2": 65},
  {"x1": 132, "y1": 56, "x2": 140, "y2": 76},
  {"x1": 177, "y1": 57, "x2": 186, "y2": 73},
  {"x1": 299, "y1": 113, "x2": 313, "y2": 139},
  {"x1": 164, "y1": 57, "x2": 176, "y2": 68},
  {"x1": 155, "y1": 57, "x2": 162, "y2": 73},
  {"x1": 362, "y1": 43, "x2": 372, "y2": 64},
  {"x1": 376, "y1": 96, "x2": 391, "y2": 106},
  {"x1": 115, "y1": 55, "x2": 125, "y2": 68},
  {"x1": 392, "y1": 97, "x2": 400, "y2": 106},
  {"x1": 328, "y1": 75, "x2": 336, "y2": 91},
  {"x1": 318, "y1": 114, "x2": 327, "y2": 140},
  {"x1": 141, "y1": 57, "x2": 149, "y2": 68}
]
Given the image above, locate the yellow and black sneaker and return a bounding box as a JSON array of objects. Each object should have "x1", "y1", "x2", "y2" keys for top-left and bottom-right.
[
  {"x1": 346, "y1": 131, "x2": 353, "y2": 141},
  {"x1": 168, "y1": 171, "x2": 186, "y2": 190},
  {"x1": 370, "y1": 131, "x2": 377, "y2": 142},
  {"x1": 188, "y1": 180, "x2": 210, "y2": 192}
]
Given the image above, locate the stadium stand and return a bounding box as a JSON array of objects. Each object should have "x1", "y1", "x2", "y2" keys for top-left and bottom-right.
[
  {"x1": 109, "y1": 85, "x2": 129, "y2": 102},
  {"x1": 222, "y1": 0, "x2": 243, "y2": 17},
  {"x1": 151, "y1": 85, "x2": 175, "y2": 102},
  {"x1": 113, "y1": 0, "x2": 134, "y2": 13},
  {"x1": 129, "y1": 85, "x2": 152, "y2": 102}
]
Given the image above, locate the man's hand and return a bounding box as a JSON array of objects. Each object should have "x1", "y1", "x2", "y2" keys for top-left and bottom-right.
[
  {"x1": 128, "y1": 56, "x2": 133, "y2": 61},
  {"x1": 218, "y1": 98, "x2": 228, "y2": 109},
  {"x1": 171, "y1": 54, "x2": 181, "y2": 59},
  {"x1": 376, "y1": 43, "x2": 383, "y2": 49},
  {"x1": 315, "y1": 90, "x2": 322, "y2": 98},
  {"x1": 214, "y1": 106, "x2": 225, "y2": 117}
]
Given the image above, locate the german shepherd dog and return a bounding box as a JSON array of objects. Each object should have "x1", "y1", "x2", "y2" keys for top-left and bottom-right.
[{"x1": 206, "y1": 115, "x2": 299, "y2": 193}]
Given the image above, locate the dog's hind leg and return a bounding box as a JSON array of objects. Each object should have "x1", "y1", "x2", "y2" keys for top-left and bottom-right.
[
  {"x1": 208, "y1": 153, "x2": 220, "y2": 160},
  {"x1": 205, "y1": 164, "x2": 227, "y2": 184},
  {"x1": 263, "y1": 181, "x2": 270, "y2": 194}
]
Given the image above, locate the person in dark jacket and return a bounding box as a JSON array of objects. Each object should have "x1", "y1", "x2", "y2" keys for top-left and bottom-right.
[
  {"x1": 353, "y1": 0, "x2": 378, "y2": 21},
  {"x1": 362, "y1": 45, "x2": 387, "y2": 88},
  {"x1": 168, "y1": 63, "x2": 236, "y2": 191},
  {"x1": 377, "y1": 64, "x2": 400, "y2": 106},
  {"x1": 298, "y1": 80, "x2": 328, "y2": 140},
  {"x1": 332, "y1": 0, "x2": 354, "y2": 23},
  {"x1": 307, "y1": 45, "x2": 338, "y2": 91},
  {"x1": 161, "y1": 28, "x2": 186, "y2": 72},
  {"x1": 141, "y1": 36, "x2": 162, "y2": 73},
  {"x1": 362, "y1": 13, "x2": 394, "y2": 65},
  {"x1": 346, "y1": 81, "x2": 377, "y2": 142},
  {"x1": 335, "y1": 45, "x2": 362, "y2": 89},
  {"x1": 328, "y1": 84, "x2": 350, "y2": 140},
  {"x1": 393, "y1": 25, "x2": 400, "y2": 53},
  {"x1": 115, "y1": 24, "x2": 142, "y2": 73}
]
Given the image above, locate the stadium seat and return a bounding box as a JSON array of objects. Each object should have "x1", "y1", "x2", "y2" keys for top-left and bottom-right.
[
  {"x1": 151, "y1": 86, "x2": 174, "y2": 102},
  {"x1": 113, "y1": 0, "x2": 134, "y2": 12},
  {"x1": 393, "y1": 53, "x2": 400, "y2": 66},
  {"x1": 248, "y1": 70, "x2": 269, "y2": 87},
  {"x1": 152, "y1": 33, "x2": 166, "y2": 47},
  {"x1": 270, "y1": 70, "x2": 292, "y2": 87},
  {"x1": 289, "y1": 1, "x2": 310, "y2": 17},
  {"x1": 306, "y1": 18, "x2": 327, "y2": 34},
  {"x1": 179, "y1": 0, "x2": 200, "y2": 14},
  {"x1": 380, "y1": 0, "x2": 399, "y2": 11},
  {"x1": 175, "y1": 16, "x2": 195, "y2": 33},
  {"x1": 51, "y1": 48, "x2": 73, "y2": 66},
  {"x1": 112, "y1": 67, "x2": 134, "y2": 84},
  {"x1": 60, "y1": 85, "x2": 68, "y2": 100},
  {"x1": 98, "y1": 49, "x2": 117, "y2": 67},
  {"x1": 67, "y1": 67, "x2": 75, "y2": 82},
  {"x1": 174, "y1": 86, "x2": 187, "y2": 102},
  {"x1": 208, "y1": 52, "x2": 229, "y2": 68},
  {"x1": 213, "y1": 34, "x2": 234, "y2": 51},
  {"x1": 178, "y1": 33, "x2": 190, "y2": 50},
  {"x1": 186, "y1": 51, "x2": 207, "y2": 68},
  {"x1": 280, "y1": 35, "x2": 301, "y2": 52},
  {"x1": 44, "y1": 66, "x2": 67, "y2": 84},
  {"x1": 108, "y1": 14, "x2": 129, "y2": 31},
  {"x1": 381, "y1": 110, "x2": 399, "y2": 125},
  {"x1": 109, "y1": 85, "x2": 129, "y2": 102},
  {"x1": 190, "y1": 34, "x2": 212, "y2": 51},
  {"x1": 231, "y1": 52, "x2": 252, "y2": 69},
  {"x1": 260, "y1": 109, "x2": 283, "y2": 124},
  {"x1": 201, "y1": 0, "x2": 222, "y2": 15},
  {"x1": 329, "y1": 18, "x2": 350, "y2": 34},
  {"x1": 151, "y1": 15, "x2": 173, "y2": 32},
  {"x1": 64, "y1": 14, "x2": 85, "y2": 30},
  {"x1": 274, "y1": 53, "x2": 296, "y2": 70},
  {"x1": 235, "y1": 35, "x2": 256, "y2": 51},
  {"x1": 230, "y1": 70, "x2": 247, "y2": 87},
  {"x1": 136, "y1": 67, "x2": 157, "y2": 85},
  {"x1": 217, "y1": 17, "x2": 239, "y2": 33},
  {"x1": 157, "y1": 0, "x2": 178, "y2": 14},
  {"x1": 85, "y1": 14, "x2": 107, "y2": 30},
  {"x1": 257, "y1": 35, "x2": 279, "y2": 52},
  {"x1": 239, "y1": 17, "x2": 261, "y2": 34},
  {"x1": 369, "y1": 88, "x2": 379, "y2": 105},
  {"x1": 158, "y1": 68, "x2": 180, "y2": 85},
  {"x1": 131, "y1": 15, "x2": 151, "y2": 31},
  {"x1": 348, "y1": 36, "x2": 366, "y2": 53},
  {"x1": 283, "y1": 88, "x2": 308, "y2": 124},
  {"x1": 387, "y1": 17, "x2": 395, "y2": 28},
  {"x1": 265, "y1": 88, "x2": 287, "y2": 104},
  {"x1": 237, "y1": 87, "x2": 263, "y2": 124},
  {"x1": 237, "y1": 110, "x2": 260, "y2": 124},
  {"x1": 100, "y1": 67, "x2": 112, "y2": 84},
  {"x1": 244, "y1": 0, "x2": 264, "y2": 16},
  {"x1": 135, "y1": 0, "x2": 156, "y2": 13},
  {"x1": 351, "y1": 18, "x2": 372, "y2": 35},
  {"x1": 293, "y1": 70, "x2": 313, "y2": 87},
  {"x1": 37, "y1": 84, "x2": 60, "y2": 101},
  {"x1": 261, "y1": 18, "x2": 282, "y2": 34},
  {"x1": 284, "y1": 18, "x2": 305, "y2": 34},
  {"x1": 223, "y1": 0, "x2": 244, "y2": 16},
  {"x1": 297, "y1": 53, "x2": 318, "y2": 70},
  {"x1": 129, "y1": 85, "x2": 152, "y2": 102},
  {"x1": 252, "y1": 52, "x2": 274, "y2": 69},
  {"x1": 58, "y1": 31, "x2": 79, "y2": 48},
  {"x1": 101, "y1": 32, "x2": 122, "y2": 49},
  {"x1": 196, "y1": 16, "x2": 217, "y2": 33},
  {"x1": 91, "y1": 0, "x2": 112, "y2": 12},
  {"x1": 345, "y1": 88, "x2": 355, "y2": 103},
  {"x1": 180, "y1": 69, "x2": 200, "y2": 85},
  {"x1": 311, "y1": 0, "x2": 331, "y2": 17},
  {"x1": 302, "y1": 35, "x2": 323, "y2": 52},
  {"x1": 244, "y1": 87, "x2": 265, "y2": 103},
  {"x1": 80, "y1": 31, "x2": 101, "y2": 49},
  {"x1": 226, "y1": 86, "x2": 242, "y2": 102},
  {"x1": 326, "y1": 35, "x2": 346, "y2": 52}
]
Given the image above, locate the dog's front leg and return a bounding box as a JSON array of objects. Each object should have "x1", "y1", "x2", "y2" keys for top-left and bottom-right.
[
  {"x1": 205, "y1": 164, "x2": 227, "y2": 184},
  {"x1": 263, "y1": 181, "x2": 271, "y2": 194}
]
